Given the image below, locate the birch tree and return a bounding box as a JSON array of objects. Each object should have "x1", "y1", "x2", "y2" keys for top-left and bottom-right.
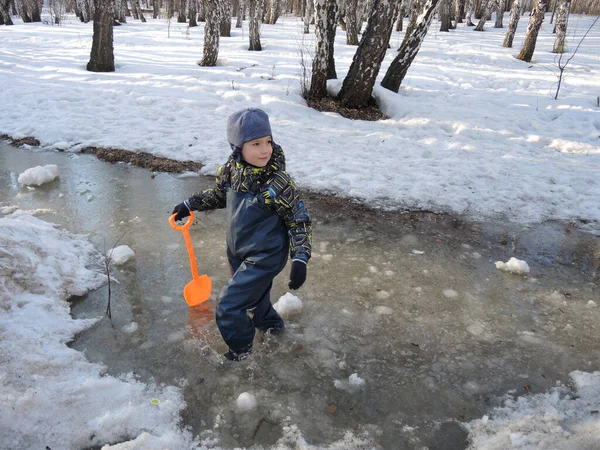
[
  {"x1": 474, "y1": 0, "x2": 494, "y2": 30},
  {"x1": 326, "y1": 0, "x2": 338, "y2": 78},
  {"x1": 236, "y1": 0, "x2": 245, "y2": 27},
  {"x1": 456, "y1": 0, "x2": 466, "y2": 22},
  {"x1": 381, "y1": 0, "x2": 440, "y2": 92},
  {"x1": 494, "y1": 0, "x2": 504, "y2": 27},
  {"x1": 346, "y1": 0, "x2": 360, "y2": 43},
  {"x1": 439, "y1": 0, "x2": 452, "y2": 31},
  {"x1": 517, "y1": 0, "x2": 549, "y2": 62},
  {"x1": 303, "y1": 0, "x2": 314, "y2": 33},
  {"x1": 248, "y1": 0, "x2": 263, "y2": 50},
  {"x1": 200, "y1": 0, "x2": 220, "y2": 66},
  {"x1": 266, "y1": 0, "x2": 282, "y2": 23},
  {"x1": 1, "y1": 0, "x2": 14, "y2": 24},
  {"x1": 220, "y1": 0, "x2": 232, "y2": 36},
  {"x1": 190, "y1": 0, "x2": 198, "y2": 26},
  {"x1": 503, "y1": 0, "x2": 520, "y2": 46},
  {"x1": 552, "y1": 0, "x2": 571, "y2": 52},
  {"x1": 87, "y1": 0, "x2": 114, "y2": 72},
  {"x1": 308, "y1": 0, "x2": 337, "y2": 100},
  {"x1": 336, "y1": 0, "x2": 399, "y2": 108}
]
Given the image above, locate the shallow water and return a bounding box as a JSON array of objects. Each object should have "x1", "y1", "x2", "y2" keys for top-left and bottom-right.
[{"x1": 2, "y1": 142, "x2": 599, "y2": 449}]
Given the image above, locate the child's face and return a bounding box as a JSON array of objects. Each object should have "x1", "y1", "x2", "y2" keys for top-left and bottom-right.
[{"x1": 241, "y1": 136, "x2": 273, "y2": 167}]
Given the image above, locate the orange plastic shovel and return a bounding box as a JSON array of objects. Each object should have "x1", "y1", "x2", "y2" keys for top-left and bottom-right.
[{"x1": 169, "y1": 211, "x2": 212, "y2": 307}]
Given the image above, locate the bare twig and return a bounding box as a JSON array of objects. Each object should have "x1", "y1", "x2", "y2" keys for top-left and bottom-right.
[{"x1": 555, "y1": 15, "x2": 599, "y2": 100}]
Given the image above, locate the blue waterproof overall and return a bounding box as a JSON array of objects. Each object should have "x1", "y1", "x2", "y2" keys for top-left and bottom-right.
[{"x1": 215, "y1": 188, "x2": 288, "y2": 353}]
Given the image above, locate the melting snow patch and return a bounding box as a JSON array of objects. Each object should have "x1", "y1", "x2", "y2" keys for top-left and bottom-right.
[
  {"x1": 587, "y1": 300, "x2": 597, "y2": 308},
  {"x1": 375, "y1": 305, "x2": 393, "y2": 315},
  {"x1": 17, "y1": 164, "x2": 59, "y2": 186},
  {"x1": 335, "y1": 373, "x2": 366, "y2": 391},
  {"x1": 464, "y1": 370, "x2": 600, "y2": 449},
  {"x1": 375, "y1": 290, "x2": 391, "y2": 299},
  {"x1": 236, "y1": 392, "x2": 257, "y2": 412},
  {"x1": 273, "y1": 292, "x2": 303, "y2": 319},
  {"x1": 109, "y1": 245, "x2": 135, "y2": 265},
  {"x1": 412, "y1": 250, "x2": 425, "y2": 255},
  {"x1": 443, "y1": 289, "x2": 459, "y2": 298},
  {"x1": 1, "y1": 205, "x2": 19, "y2": 215},
  {"x1": 122, "y1": 322, "x2": 138, "y2": 333},
  {"x1": 495, "y1": 257, "x2": 530, "y2": 274}
]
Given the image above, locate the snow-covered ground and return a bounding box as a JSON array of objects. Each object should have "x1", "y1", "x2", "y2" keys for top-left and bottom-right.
[
  {"x1": 1, "y1": 13, "x2": 599, "y2": 232},
  {"x1": 1, "y1": 12, "x2": 600, "y2": 450}
]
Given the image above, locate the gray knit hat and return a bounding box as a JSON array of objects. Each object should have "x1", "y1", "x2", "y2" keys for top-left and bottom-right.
[{"x1": 227, "y1": 108, "x2": 272, "y2": 157}]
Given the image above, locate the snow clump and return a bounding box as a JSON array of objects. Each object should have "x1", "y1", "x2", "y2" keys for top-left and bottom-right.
[
  {"x1": 495, "y1": 257, "x2": 530, "y2": 275},
  {"x1": 109, "y1": 245, "x2": 135, "y2": 265},
  {"x1": 273, "y1": 292, "x2": 303, "y2": 319},
  {"x1": 236, "y1": 392, "x2": 257, "y2": 412},
  {"x1": 334, "y1": 373, "x2": 366, "y2": 391},
  {"x1": 18, "y1": 164, "x2": 59, "y2": 186}
]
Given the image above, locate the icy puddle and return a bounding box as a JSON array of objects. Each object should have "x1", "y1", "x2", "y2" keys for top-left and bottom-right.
[{"x1": 2, "y1": 142, "x2": 600, "y2": 449}]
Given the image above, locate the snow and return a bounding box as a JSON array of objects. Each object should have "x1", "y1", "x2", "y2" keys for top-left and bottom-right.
[
  {"x1": 109, "y1": 244, "x2": 136, "y2": 265},
  {"x1": 236, "y1": 392, "x2": 258, "y2": 412},
  {"x1": 464, "y1": 371, "x2": 600, "y2": 449},
  {"x1": 0, "y1": 212, "x2": 195, "y2": 449},
  {"x1": 334, "y1": 373, "x2": 366, "y2": 391},
  {"x1": 1, "y1": 14, "x2": 599, "y2": 233},
  {"x1": 1, "y1": 11, "x2": 600, "y2": 450},
  {"x1": 17, "y1": 164, "x2": 59, "y2": 186},
  {"x1": 273, "y1": 292, "x2": 304, "y2": 319},
  {"x1": 495, "y1": 256, "x2": 531, "y2": 275}
]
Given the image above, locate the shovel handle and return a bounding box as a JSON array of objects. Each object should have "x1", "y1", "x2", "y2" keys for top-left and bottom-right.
[
  {"x1": 169, "y1": 211, "x2": 195, "y2": 231},
  {"x1": 169, "y1": 212, "x2": 200, "y2": 280}
]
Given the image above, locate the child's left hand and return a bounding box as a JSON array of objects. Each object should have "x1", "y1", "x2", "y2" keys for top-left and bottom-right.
[{"x1": 288, "y1": 260, "x2": 307, "y2": 290}]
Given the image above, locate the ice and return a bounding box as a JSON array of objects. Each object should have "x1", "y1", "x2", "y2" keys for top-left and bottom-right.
[
  {"x1": 1, "y1": 205, "x2": 18, "y2": 214},
  {"x1": 236, "y1": 392, "x2": 257, "y2": 412},
  {"x1": 495, "y1": 257, "x2": 530, "y2": 275},
  {"x1": 17, "y1": 164, "x2": 59, "y2": 186},
  {"x1": 586, "y1": 301, "x2": 597, "y2": 308},
  {"x1": 375, "y1": 306, "x2": 393, "y2": 315},
  {"x1": 122, "y1": 322, "x2": 138, "y2": 334},
  {"x1": 334, "y1": 373, "x2": 366, "y2": 391},
  {"x1": 443, "y1": 289, "x2": 459, "y2": 298},
  {"x1": 109, "y1": 245, "x2": 135, "y2": 266},
  {"x1": 375, "y1": 290, "x2": 390, "y2": 299}
]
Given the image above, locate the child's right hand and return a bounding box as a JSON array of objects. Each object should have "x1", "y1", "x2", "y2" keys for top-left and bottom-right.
[{"x1": 172, "y1": 201, "x2": 190, "y2": 221}]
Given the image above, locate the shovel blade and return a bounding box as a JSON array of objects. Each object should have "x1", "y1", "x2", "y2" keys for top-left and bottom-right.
[{"x1": 183, "y1": 275, "x2": 212, "y2": 307}]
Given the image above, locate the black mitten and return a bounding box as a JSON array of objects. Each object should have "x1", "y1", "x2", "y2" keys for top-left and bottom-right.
[
  {"x1": 172, "y1": 201, "x2": 190, "y2": 221},
  {"x1": 288, "y1": 260, "x2": 307, "y2": 290}
]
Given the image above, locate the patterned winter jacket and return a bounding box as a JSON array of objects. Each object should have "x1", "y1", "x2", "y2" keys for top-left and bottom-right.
[{"x1": 187, "y1": 144, "x2": 312, "y2": 262}]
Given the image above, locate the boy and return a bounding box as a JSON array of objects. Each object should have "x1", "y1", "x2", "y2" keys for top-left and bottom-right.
[{"x1": 172, "y1": 108, "x2": 312, "y2": 361}]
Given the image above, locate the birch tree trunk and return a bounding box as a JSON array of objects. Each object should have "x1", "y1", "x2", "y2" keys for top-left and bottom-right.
[
  {"x1": 326, "y1": 0, "x2": 338, "y2": 79},
  {"x1": 220, "y1": 0, "x2": 232, "y2": 36},
  {"x1": 552, "y1": 0, "x2": 570, "y2": 52},
  {"x1": 200, "y1": 0, "x2": 220, "y2": 66},
  {"x1": 494, "y1": 0, "x2": 504, "y2": 26},
  {"x1": 177, "y1": 0, "x2": 186, "y2": 22},
  {"x1": 381, "y1": 0, "x2": 439, "y2": 92},
  {"x1": 266, "y1": 0, "x2": 281, "y2": 23},
  {"x1": 248, "y1": 0, "x2": 262, "y2": 50},
  {"x1": 466, "y1": 0, "x2": 475, "y2": 25},
  {"x1": 190, "y1": 0, "x2": 198, "y2": 26},
  {"x1": 517, "y1": 0, "x2": 548, "y2": 61},
  {"x1": 1, "y1": 0, "x2": 14, "y2": 25},
  {"x1": 153, "y1": 0, "x2": 159, "y2": 19},
  {"x1": 503, "y1": 0, "x2": 519, "y2": 45},
  {"x1": 474, "y1": 0, "x2": 493, "y2": 30},
  {"x1": 337, "y1": 0, "x2": 399, "y2": 108},
  {"x1": 439, "y1": 0, "x2": 452, "y2": 31},
  {"x1": 135, "y1": 0, "x2": 147, "y2": 21},
  {"x1": 236, "y1": 0, "x2": 245, "y2": 27},
  {"x1": 87, "y1": 0, "x2": 115, "y2": 72},
  {"x1": 308, "y1": 0, "x2": 336, "y2": 100},
  {"x1": 456, "y1": 0, "x2": 465, "y2": 22},
  {"x1": 346, "y1": 0, "x2": 359, "y2": 44},
  {"x1": 303, "y1": 0, "x2": 313, "y2": 33}
]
